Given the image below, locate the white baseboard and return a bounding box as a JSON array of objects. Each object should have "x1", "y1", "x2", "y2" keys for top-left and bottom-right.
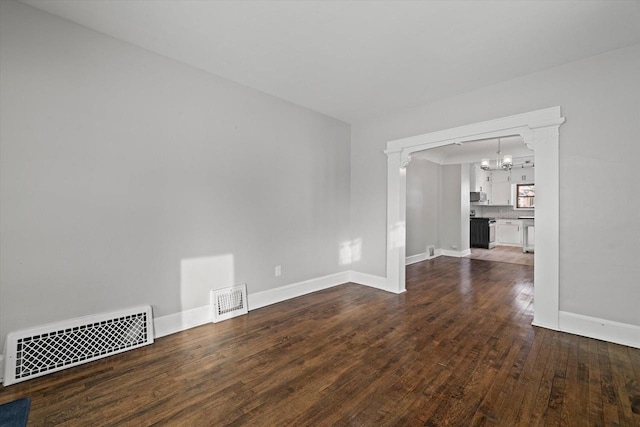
[
  {"x1": 248, "y1": 271, "x2": 350, "y2": 311},
  {"x1": 406, "y1": 252, "x2": 427, "y2": 265},
  {"x1": 349, "y1": 271, "x2": 387, "y2": 290},
  {"x1": 558, "y1": 311, "x2": 640, "y2": 349},
  {"x1": 153, "y1": 270, "x2": 387, "y2": 338},
  {"x1": 531, "y1": 319, "x2": 559, "y2": 331},
  {"x1": 154, "y1": 304, "x2": 212, "y2": 338},
  {"x1": 440, "y1": 248, "x2": 471, "y2": 258},
  {"x1": 406, "y1": 249, "x2": 444, "y2": 265}
]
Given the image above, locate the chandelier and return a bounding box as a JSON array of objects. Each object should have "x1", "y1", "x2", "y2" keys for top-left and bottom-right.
[{"x1": 480, "y1": 138, "x2": 512, "y2": 171}]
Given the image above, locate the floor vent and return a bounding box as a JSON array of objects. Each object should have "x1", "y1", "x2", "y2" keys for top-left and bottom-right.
[
  {"x1": 2, "y1": 306, "x2": 153, "y2": 386},
  {"x1": 211, "y1": 284, "x2": 248, "y2": 323}
]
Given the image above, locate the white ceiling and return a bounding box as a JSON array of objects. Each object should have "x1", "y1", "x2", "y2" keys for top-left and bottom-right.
[
  {"x1": 411, "y1": 136, "x2": 533, "y2": 165},
  {"x1": 20, "y1": 0, "x2": 640, "y2": 124}
]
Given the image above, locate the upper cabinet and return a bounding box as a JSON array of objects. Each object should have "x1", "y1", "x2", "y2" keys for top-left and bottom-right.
[
  {"x1": 488, "y1": 170, "x2": 511, "y2": 205},
  {"x1": 491, "y1": 169, "x2": 511, "y2": 184},
  {"x1": 469, "y1": 162, "x2": 535, "y2": 206},
  {"x1": 491, "y1": 182, "x2": 512, "y2": 205},
  {"x1": 511, "y1": 167, "x2": 535, "y2": 184},
  {"x1": 469, "y1": 163, "x2": 489, "y2": 193}
]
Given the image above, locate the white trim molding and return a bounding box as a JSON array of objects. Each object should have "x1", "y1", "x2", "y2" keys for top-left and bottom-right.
[
  {"x1": 406, "y1": 249, "x2": 444, "y2": 265},
  {"x1": 154, "y1": 304, "x2": 212, "y2": 338},
  {"x1": 558, "y1": 311, "x2": 640, "y2": 349},
  {"x1": 153, "y1": 270, "x2": 392, "y2": 338},
  {"x1": 440, "y1": 249, "x2": 471, "y2": 258},
  {"x1": 385, "y1": 106, "x2": 565, "y2": 330},
  {"x1": 149, "y1": 270, "x2": 640, "y2": 352},
  {"x1": 248, "y1": 272, "x2": 350, "y2": 311},
  {"x1": 406, "y1": 252, "x2": 428, "y2": 265},
  {"x1": 349, "y1": 271, "x2": 388, "y2": 291}
]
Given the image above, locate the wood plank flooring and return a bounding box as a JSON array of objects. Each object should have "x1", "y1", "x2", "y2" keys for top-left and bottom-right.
[
  {"x1": 465, "y1": 246, "x2": 534, "y2": 266},
  {"x1": 1, "y1": 256, "x2": 639, "y2": 426}
]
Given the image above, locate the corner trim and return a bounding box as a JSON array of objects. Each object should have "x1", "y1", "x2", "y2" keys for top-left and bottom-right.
[
  {"x1": 558, "y1": 311, "x2": 640, "y2": 349},
  {"x1": 349, "y1": 271, "x2": 388, "y2": 291},
  {"x1": 440, "y1": 249, "x2": 471, "y2": 258},
  {"x1": 406, "y1": 249, "x2": 443, "y2": 265}
]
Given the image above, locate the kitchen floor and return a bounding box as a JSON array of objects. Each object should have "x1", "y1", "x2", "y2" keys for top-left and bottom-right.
[{"x1": 466, "y1": 246, "x2": 533, "y2": 266}]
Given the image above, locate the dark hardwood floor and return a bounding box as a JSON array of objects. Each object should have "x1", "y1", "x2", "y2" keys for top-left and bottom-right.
[{"x1": 1, "y1": 256, "x2": 639, "y2": 426}]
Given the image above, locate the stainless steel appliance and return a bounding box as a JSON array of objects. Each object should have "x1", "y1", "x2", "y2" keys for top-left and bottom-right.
[
  {"x1": 488, "y1": 219, "x2": 496, "y2": 249},
  {"x1": 470, "y1": 192, "x2": 487, "y2": 202}
]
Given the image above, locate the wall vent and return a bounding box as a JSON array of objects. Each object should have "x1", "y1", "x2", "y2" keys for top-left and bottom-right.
[
  {"x1": 3, "y1": 306, "x2": 153, "y2": 386},
  {"x1": 211, "y1": 284, "x2": 248, "y2": 323}
]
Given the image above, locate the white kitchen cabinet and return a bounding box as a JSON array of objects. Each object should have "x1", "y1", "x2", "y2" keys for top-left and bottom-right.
[
  {"x1": 470, "y1": 163, "x2": 490, "y2": 193},
  {"x1": 522, "y1": 219, "x2": 535, "y2": 252},
  {"x1": 491, "y1": 169, "x2": 511, "y2": 183},
  {"x1": 511, "y1": 167, "x2": 535, "y2": 184},
  {"x1": 491, "y1": 182, "x2": 512, "y2": 205},
  {"x1": 497, "y1": 219, "x2": 522, "y2": 246},
  {"x1": 486, "y1": 170, "x2": 512, "y2": 205},
  {"x1": 478, "y1": 169, "x2": 490, "y2": 193}
]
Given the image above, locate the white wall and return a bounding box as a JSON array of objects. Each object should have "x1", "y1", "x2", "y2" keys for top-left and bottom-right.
[
  {"x1": 439, "y1": 165, "x2": 470, "y2": 253},
  {"x1": 351, "y1": 44, "x2": 640, "y2": 327},
  {"x1": 405, "y1": 159, "x2": 441, "y2": 256},
  {"x1": 406, "y1": 160, "x2": 471, "y2": 258},
  {"x1": 0, "y1": 1, "x2": 351, "y2": 347}
]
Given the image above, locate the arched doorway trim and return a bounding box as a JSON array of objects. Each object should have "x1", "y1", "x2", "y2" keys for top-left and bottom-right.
[{"x1": 384, "y1": 107, "x2": 565, "y2": 329}]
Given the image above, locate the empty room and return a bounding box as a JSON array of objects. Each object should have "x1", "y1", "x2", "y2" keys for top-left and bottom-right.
[{"x1": 1, "y1": 0, "x2": 639, "y2": 425}]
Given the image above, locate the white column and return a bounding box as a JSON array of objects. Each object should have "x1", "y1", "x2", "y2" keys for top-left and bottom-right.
[
  {"x1": 385, "y1": 150, "x2": 408, "y2": 294},
  {"x1": 530, "y1": 125, "x2": 561, "y2": 329}
]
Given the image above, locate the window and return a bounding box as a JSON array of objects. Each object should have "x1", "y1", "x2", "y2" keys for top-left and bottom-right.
[{"x1": 516, "y1": 184, "x2": 535, "y2": 208}]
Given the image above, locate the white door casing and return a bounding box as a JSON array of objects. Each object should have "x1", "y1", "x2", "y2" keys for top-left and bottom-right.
[{"x1": 384, "y1": 107, "x2": 565, "y2": 329}]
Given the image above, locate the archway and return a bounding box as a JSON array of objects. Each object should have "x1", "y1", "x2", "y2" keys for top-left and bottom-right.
[{"x1": 384, "y1": 107, "x2": 564, "y2": 329}]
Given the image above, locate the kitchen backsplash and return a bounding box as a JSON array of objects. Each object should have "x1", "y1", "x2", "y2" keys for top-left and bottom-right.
[{"x1": 474, "y1": 206, "x2": 534, "y2": 219}]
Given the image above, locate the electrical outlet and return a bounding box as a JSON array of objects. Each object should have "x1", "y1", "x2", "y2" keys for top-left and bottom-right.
[{"x1": 275, "y1": 265, "x2": 281, "y2": 277}]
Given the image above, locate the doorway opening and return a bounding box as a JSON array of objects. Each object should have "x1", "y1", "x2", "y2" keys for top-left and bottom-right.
[
  {"x1": 384, "y1": 107, "x2": 564, "y2": 329},
  {"x1": 407, "y1": 135, "x2": 535, "y2": 266}
]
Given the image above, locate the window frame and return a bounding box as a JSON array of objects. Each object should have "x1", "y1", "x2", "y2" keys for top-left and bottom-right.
[{"x1": 516, "y1": 183, "x2": 535, "y2": 209}]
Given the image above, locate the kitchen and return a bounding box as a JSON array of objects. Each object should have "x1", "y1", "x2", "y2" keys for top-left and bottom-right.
[
  {"x1": 468, "y1": 155, "x2": 535, "y2": 264},
  {"x1": 406, "y1": 136, "x2": 535, "y2": 265}
]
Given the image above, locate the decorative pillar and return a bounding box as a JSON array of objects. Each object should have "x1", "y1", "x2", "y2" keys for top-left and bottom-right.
[
  {"x1": 385, "y1": 149, "x2": 410, "y2": 294},
  {"x1": 529, "y1": 123, "x2": 563, "y2": 329}
]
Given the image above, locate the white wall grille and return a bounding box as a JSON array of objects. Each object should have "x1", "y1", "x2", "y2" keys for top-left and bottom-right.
[
  {"x1": 211, "y1": 284, "x2": 248, "y2": 323},
  {"x1": 3, "y1": 306, "x2": 153, "y2": 386}
]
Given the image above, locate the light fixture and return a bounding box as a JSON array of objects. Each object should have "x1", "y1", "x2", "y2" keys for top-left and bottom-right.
[
  {"x1": 480, "y1": 138, "x2": 512, "y2": 170},
  {"x1": 501, "y1": 153, "x2": 513, "y2": 170}
]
